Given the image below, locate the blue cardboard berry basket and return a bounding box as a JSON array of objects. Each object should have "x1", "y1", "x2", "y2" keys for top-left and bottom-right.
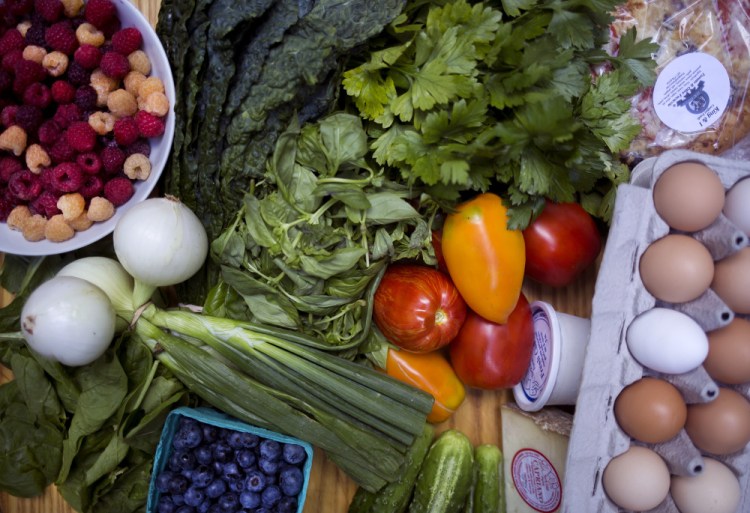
[{"x1": 147, "y1": 406, "x2": 314, "y2": 513}]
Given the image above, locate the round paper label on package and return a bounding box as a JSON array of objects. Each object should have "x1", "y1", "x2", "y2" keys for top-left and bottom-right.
[
  {"x1": 519, "y1": 309, "x2": 553, "y2": 402},
  {"x1": 652, "y1": 52, "x2": 730, "y2": 133},
  {"x1": 511, "y1": 449, "x2": 562, "y2": 512}
]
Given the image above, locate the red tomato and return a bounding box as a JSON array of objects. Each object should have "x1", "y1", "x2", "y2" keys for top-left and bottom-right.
[
  {"x1": 449, "y1": 293, "x2": 534, "y2": 389},
  {"x1": 374, "y1": 264, "x2": 467, "y2": 353},
  {"x1": 522, "y1": 201, "x2": 602, "y2": 288},
  {"x1": 431, "y1": 230, "x2": 448, "y2": 273}
]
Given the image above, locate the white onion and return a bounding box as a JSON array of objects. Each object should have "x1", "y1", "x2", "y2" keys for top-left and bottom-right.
[
  {"x1": 113, "y1": 196, "x2": 208, "y2": 288},
  {"x1": 20, "y1": 276, "x2": 116, "y2": 366},
  {"x1": 58, "y1": 256, "x2": 135, "y2": 317}
]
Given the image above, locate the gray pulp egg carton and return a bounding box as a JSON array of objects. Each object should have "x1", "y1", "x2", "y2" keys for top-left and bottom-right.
[{"x1": 562, "y1": 150, "x2": 750, "y2": 513}]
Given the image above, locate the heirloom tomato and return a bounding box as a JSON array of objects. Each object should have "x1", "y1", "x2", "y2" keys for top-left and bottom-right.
[
  {"x1": 522, "y1": 201, "x2": 602, "y2": 287},
  {"x1": 449, "y1": 293, "x2": 534, "y2": 389},
  {"x1": 373, "y1": 264, "x2": 467, "y2": 352},
  {"x1": 441, "y1": 193, "x2": 525, "y2": 324}
]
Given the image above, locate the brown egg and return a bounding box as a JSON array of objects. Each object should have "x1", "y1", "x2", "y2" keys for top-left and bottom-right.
[
  {"x1": 685, "y1": 387, "x2": 750, "y2": 455},
  {"x1": 713, "y1": 247, "x2": 750, "y2": 314},
  {"x1": 639, "y1": 235, "x2": 714, "y2": 303},
  {"x1": 614, "y1": 377, "x2": 687, "y2": 444},
  {"x1": 705, "y1": 318, "x2": 750, "y2": 384},
  {"x1": 653, "y1": 162, "x2": 726, "y2": 232}
]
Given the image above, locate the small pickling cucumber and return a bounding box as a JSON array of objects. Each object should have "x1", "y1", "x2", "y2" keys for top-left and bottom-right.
[
  {"x1": 348, "y1": 423, "x2": 435, "y2": 513},
  {"x1": 464, "y1": 444, "x2": 505, "y2": 513},
  {"x1": 408, "y1": 429, "x2": 474, "y2": 513}
]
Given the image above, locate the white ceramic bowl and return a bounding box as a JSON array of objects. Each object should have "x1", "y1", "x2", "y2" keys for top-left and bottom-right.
[{"x1": 0, "y1": 0, "x2": 175, "y2": 256}]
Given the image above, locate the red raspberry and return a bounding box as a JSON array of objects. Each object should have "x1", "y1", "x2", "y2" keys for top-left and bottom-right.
[
  {"x1": 66, "y1": 61, "x2": 91, "y2": 86},
  {"x1": 0, "y1": 156, "x2": 23, "y2": 183},
  {"x1": 76, "y1": 152, "x2": 102, "y2": 174},
  {"x1": 38, "y1": 119, "x2": 61, "y2": 146},
  {"x1": 79, "y1": 173, "x2": 103, "y2": 198},
  {"x1": 101, "y1": 146, "x2": 125, "y2": 174},
  {"x1": 50, "y1": 162, "x2": 84, "y2": 193},
  {"x1": 0, "y1": 70, "x2": 11, "y2": 93},
  {"x1": 74, "y1": 85, "x2": 97, "y2": 111},
  {"x1": 2, "y1": 50, "x2": 23, "y2": 72},
  {"x1": 30, "y1": 190, "x2": 61, "y2": 218},
  {"x1": 45, "y1": 21, "x2": 78, "y2": 55},
  {"x1": 100, "y1": 19, "x2": 121, "y2": 39},
  {"x1": 51, "y1": 80, "x2": 76, "y2": 104},
  {"x1": 125, "y1": 138, "x2": 151, "y2": 157},
  {"x1": 0, "y1": 29, "x2": 24, "y2": 55},
  {"x1": 103, "y1": 176, "x2": 133, "y2": 206},
  {"x1": 73, "y1": 44, "x2": 102, "y2": 70},
  {"x1": 48, "y1": 137, "x2": 76, "y2": 163},
  {"x1": 84, "y1": 0, "x2": 117, "y2": 29},
  {"x1": 111, "y1": 27, "x2": 142, "y2": 55},
  {"x1": 15, "y1": 105, "x2": 43, "y2": 134},
  {"x1": 0, "y1": 194, "x2": 14, "y2": 222},
  {"x1": 13, "y1": 59, "x2": 46, "y2": 92},
  {"x1": 34, "y1": 0, "x2": 63, "y2": 23},
  {"x1": 135, "y1": 111, "x2": 165, "y2": 138},
  {"x1": 113, "y1": 117, "x2": 138, "y2": 146},
  {"x1": 8, "y1": 170, "x2": 43, "y2": 201},
  {"x1": 53, "y1": 103, "x2": 81, "y2": 129},
  {"x1": 23, "y1": 83, "x2": 52, "y2": 108},
  {"x1": 99, "y1": 51, "x2": 130, "y2": 80},
  {"x1": 65, "y1": 120, "x2": 97, "y2": 152},
  {"x1": 7, "y1": 0, "x2": 34, "y2": 16},
  {"x1": 1, "y1": 105, "x2": 17, "y2": 127}
]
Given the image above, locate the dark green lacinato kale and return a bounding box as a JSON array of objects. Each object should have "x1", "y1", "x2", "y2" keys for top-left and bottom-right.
[{"x1": 156, "y1": 0, "x2": 406, "y2": 302}]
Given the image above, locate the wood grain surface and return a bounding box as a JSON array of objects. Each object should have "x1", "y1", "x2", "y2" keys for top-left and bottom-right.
[{"x1": 0, "y1": 2, "x2": 598, "y2": 512}]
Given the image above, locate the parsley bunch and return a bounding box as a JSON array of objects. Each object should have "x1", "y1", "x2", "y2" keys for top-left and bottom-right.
[{"x1": 343, "y1": 0, "x2": 658, "y2": 228}]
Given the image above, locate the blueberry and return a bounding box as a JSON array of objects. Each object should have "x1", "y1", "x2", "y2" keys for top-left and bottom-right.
[
  {"x1": 196, "y1": 502, "x2": 211, "y2": 513},
  {"x1": 261, "y1": 485, "x2": 282, "y2": 509},
  {"x1": 239, "y1": 490, "x2": 261, "y2": 509},
  {"x1": 254, "y1": 509, "x2": 271, "y2": 513},
  {"x1": 174, "y1": 419, "x2": 203, "y2": 449},
  {"x1": 168, "y1": 474, "x2": 189, "y2": 495},
  {"x1": 245, "y1": 469, "x2": 267, "y2": 492},
  {"x1": 157, "y1": 495, "x2": 175, "y2": 513},
  {"x1": 279, "y1": 466, "x2": 303, "y2": 497},
  {"x1": 156, "y1": 471, "x2": 175, "y2": 493},
  {"x1": 217, "y1": 492, "x2": 239, "y2": 511},
  {"x1": 258, "y1": 439, "x2": 281, "y2": 461},
  {"x1": 184, "y1": 486, "x2": 206, "y2": 507},
  {"x1": 195, "y1": 445, "x2": 213, "y2": 466},
  {"x1": 277, "y1": 496, "x2": 298, "y2": 513},
  {"x1": 206, "y1": 478, "x2": 227, "y2": 499},
  {"x1": 181, "y1": 469, "x2": 194, "y2": 481},
  {"x1": 258, "y1": 456, "x2": 280, "y2": 475},
  {"x1": 226, "y1": 476, "x2": 245, "y2": 493},
  {"x1": 175, "y1": 506, "x2": 196, "y2": 513},
  {"x1": 221, "y1": 462, "x2": 242, "y2": 481},
  {"x1": 191, "y1": 465, "x2": 214, "y2": 488},
  {"x1": 227, "y1": 431, "x2": 259, "y2": 449},
  {"x1": 201, "y1": 424, "x2": 220, "y2": 443},
  {"x1": 172, "y1": 494, "x2": 185, "y2": 506},
  {"x1": 170, "y1": 450, "x2": 197, "y2": 471},
  {"x1": 235, "y1": 449, "x2": 256, "y2": 469},
  {"x1": 212, "y1": 441, "x2": 233, "y2": 463},
  {"x1": 282, "y1": 443, "x2": 307, "y2": 465}
]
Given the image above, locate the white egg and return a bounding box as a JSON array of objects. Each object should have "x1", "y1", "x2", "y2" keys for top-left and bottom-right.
[
  {"x1": 671, "y1": 458, "x2": 740, "y2": 513},
  {"x1": 724, "y1": 177, "x2": 750, "y2": 236},
  {"x1": 626, "y1": 308, "x2": 708, "y2": 374}
]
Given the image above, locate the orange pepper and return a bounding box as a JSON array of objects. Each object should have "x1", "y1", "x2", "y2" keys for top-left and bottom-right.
[{"x1": 385, "y1": 348, "x2": 466, "y2": 424}]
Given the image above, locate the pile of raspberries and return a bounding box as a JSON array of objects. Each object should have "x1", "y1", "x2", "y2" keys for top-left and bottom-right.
[{"x1": 0, "y1": 0, "x2": 170, "y2": 243}]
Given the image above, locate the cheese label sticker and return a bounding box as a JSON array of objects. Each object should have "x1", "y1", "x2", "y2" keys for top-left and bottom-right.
[
  {"x1": 511, "y1": 449, "x2": 562, "y2": 512},
  {"x1": 519, "y1": 309, "x2": 553, "y2": 403},
  {"x1": 652, "y1": 52, "x2": 730, "y2": 133}
]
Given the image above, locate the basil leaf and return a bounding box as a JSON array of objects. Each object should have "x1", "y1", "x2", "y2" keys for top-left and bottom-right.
[
  {"x1": 299, "y1": 247, "x2": 366, "y2": 280},
  {"x1": 365, "y1": 191, "x2": 420, "y2": 224}
]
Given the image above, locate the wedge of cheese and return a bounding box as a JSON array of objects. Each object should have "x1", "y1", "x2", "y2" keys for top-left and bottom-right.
[{"x1": 501, "y1": 404, "x2": 572, "y2": 513}]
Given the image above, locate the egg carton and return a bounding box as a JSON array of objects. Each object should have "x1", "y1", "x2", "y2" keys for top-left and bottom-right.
[{"x1": 562, "y1": 150, "x2": 750, "y2": 513}]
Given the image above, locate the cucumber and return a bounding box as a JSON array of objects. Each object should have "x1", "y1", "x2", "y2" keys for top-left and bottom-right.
[
  {"x1": 348, "y1": 423, "x2": 435, "y2": 513},
  {"x1": 408, "y1": 429, "x2": 474, "y2": 513},
  {"x1": 466, "y1": 444, "x2": 505, "y2": 513}
]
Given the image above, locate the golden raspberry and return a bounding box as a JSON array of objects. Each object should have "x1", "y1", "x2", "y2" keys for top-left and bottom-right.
[
  {"x1": 61, "y1": 0, "x2": 84, "y2": 17},
  {"x1": 7, "y1": 205, "x2": 31, "y2": 231},
  {"x1": 57, "y1": 193, "x2": 85, "y2": 221},
  {"x1": 87, "y1": 197, "x2": 115, "y2": 222},
  {"x1": 107, "y1": 89, "x2": 138, "y2": 118},
  {"x1": 91, "y1": 69, "x2": 119, "y2": 107},
  {"x1": 42, "y1": 51, "x2": 69, "y2": 77},
  {"x1": 88, "y1": 111, "x2": 116, "y2": 135},
  {"x1": 128, "y1": 50, "x2": 151, "y2": 75},
  {"x1": 138, "y1": 76, "x2": 165, "y2": 99},
  {"x1": 123, "y1": 153, "x2": 151, "y2": 180},
  {"x1": 75, "y1": 23, "x2": 105, "y2": 47},
  {"x1": 139, "y1": 91, "x2": 170, "y2": 117},
  {"x1": 22, "y1": 214, "x2": 47, "y2": 242},
  {"x1": 16, "y1": 21, "x2": 31, "y2": 37},
  {"x1": 25, "y1": 144, "x2": 51, "y2": 174},
  {"x1": 124, "y1": 71, "x2": 147, "y2": 97},
  {"x1": 68, "y1": 211, "x2": 93, "y2": 231},
  {"x1": 22, "y1": 45, "x2": 47, "y2": 64},
  {"x1": 0, "y1": 126, "x2": 27, "y2": 156},
  {"x1": 44, "y1": 214, "x2": 75, "y2": 242}
]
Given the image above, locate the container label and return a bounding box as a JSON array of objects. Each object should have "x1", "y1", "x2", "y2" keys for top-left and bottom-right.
[
  {"x1": 520, "y1": 310, "x2": 553, "y2": 402},
  {"x1": 511, "y1": 449, "x2": 562, "y2": 513},
  {"x1": 652, "y1": 52, "x2": 730, "y2": 133}
]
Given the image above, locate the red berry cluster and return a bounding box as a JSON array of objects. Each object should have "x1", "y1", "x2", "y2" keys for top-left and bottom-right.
[{"x1": 0, "y1": 0, "x2": 169, "y2": 243}]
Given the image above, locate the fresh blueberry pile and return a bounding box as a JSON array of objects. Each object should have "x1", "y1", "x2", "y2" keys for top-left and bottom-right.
[{"x1": 153, "y1": 417, "x2": 308, "y2": 513}]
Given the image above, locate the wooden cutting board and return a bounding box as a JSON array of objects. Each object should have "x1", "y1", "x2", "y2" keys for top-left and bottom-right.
[{"x1": 0, "y1": 2, "x2": 598, "y2": 512}]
